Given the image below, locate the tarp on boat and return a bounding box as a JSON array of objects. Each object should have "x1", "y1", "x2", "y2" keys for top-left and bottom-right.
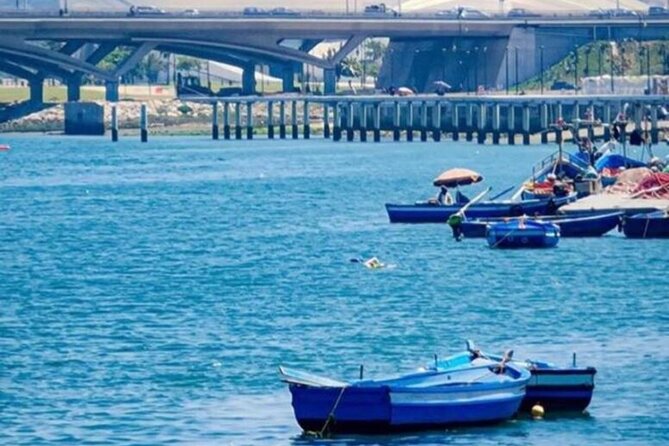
[
  {"x1": 606, "y1": 167, "x2": 653, "y2": 195},
  {"x1": 433, "y1": 168, "x2": 483, "y2": 187}
]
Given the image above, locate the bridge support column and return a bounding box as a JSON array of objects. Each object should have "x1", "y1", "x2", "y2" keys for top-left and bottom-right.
[
  {"x1": 540, "y1": 103, "x2": 548, "y2": 144},
  {"x1": 67, "y1": 77, "x2": 81, "y2": 102},
  {"x1": 373, "y1": 104, "x2": 381, "y2": 142},
  {"x1": 522, "y1": 105, "x2": 531, "y2": 145},
  {"x1": 433, "y1": 102, "x2": 441, "y2": 142},
  {"x1": 393, "y1": 102, "x2": 401, "y2": 141},
  {"x1": 282, "y1": 65, "x2": 294, "y2": 93},
  {"x1": 452, "y1": 105, "x2": 459, "y2": 141},
  {"x1": 223, "y1": 102, "x2": 231, "y2": 140},
  {"x1": 235, "y1": 102, "x2": 242, "y2": 140},
  {"x1": 507, "y1": 105, "x2": 515, "y2": 145},
  {"x1": 333, "y1": 103, "x2": 341, "y2": 141},
  {"x1": 324, "y1": 68, "x2": 336, "y2": 95},
  {"x1": 291, "y1": 101, "x2": 299, "y2": 139},
  {"x1": 420, "y1": 102, "x2": 428, "y2": 142},
  {"x1": 406, "y1": 102, "x2": 414, "y2": 142},
  {"x1": 140, "y1": 103, "x2": 148, "y2": 143},
  {"x1": 267, "y1": 101, "x2": 274, "y2": 139},
  {"x1": 359, "y1": 104, "x2": 367, "y2": 142},
  {"x1": 105, "y1": 81, "x2": 119, "y2": 102},
  {"x1": 323, "y1": 104, "x2": 330, "y2": 139},
  {"x1": 246, "y1": 102, "x2": 253, "y2": 139},
  {"x1": 242, "y1": 63, "x2": 256, "y2": 96},
  {"x1": 303, "y1": 100, "x2": 310, "y2": 139},
  {"x1": 492, "y1": 104, "x2": 500, "y2": 145},
  {"x1": 279, "y1": 101, "x2": 286, "y2": 139},
  {"x1": 212, "y1": 102, "x2": 219, "y2": 140},
  {"x1": 29, "y1": 79, "x2": 43, "y2": 104},
  {"x1": 477, "y1": 103, "x2": 487, "y2": 144},
  {"x1": 347, "y1": 102, "x2": 354, "y2": 141},
  {"x1": 465, "y1": 104, "x2": 473, "y2": 141},
  {"x1": 111, "y1": 104, "x2": 118, "y2": 142}
]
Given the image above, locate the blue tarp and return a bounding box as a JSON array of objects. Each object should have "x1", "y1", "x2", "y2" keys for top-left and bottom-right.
[{"x1": 595, "y1": 153, "x2": 646, "y2": 171}]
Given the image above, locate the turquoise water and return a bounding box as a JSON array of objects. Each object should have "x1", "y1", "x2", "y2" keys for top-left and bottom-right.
[{"x1": 1, "y1": 135, "x2": 668, "y2": 445}]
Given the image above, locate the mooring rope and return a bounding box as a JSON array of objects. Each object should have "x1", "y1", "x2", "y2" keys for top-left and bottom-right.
[{"x1": 318, "y1": 386, "x2": 347, "y2": 438}]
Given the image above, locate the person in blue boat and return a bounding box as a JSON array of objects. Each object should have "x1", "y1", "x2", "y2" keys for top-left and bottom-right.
[{"x1": 437, "y1": 186, "x2": 454, "y2": 205}]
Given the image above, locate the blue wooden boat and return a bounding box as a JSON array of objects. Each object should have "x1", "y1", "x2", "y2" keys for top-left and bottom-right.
[
  {"x1": 622, "y1": 210, "x2": 669, "y2": 238},
  {"x1": 452, "y1": 211, "x2": 623, "y2": 239},
  {"x1": 435, "y1": 342, "x2": 597, "y2": 412},
  {"x1": 595, "y1": 151, "x2": 647, "y2": 186},
  {"x1": 486, "y1": 219, "x2": 560, "y2": 248},
  {"x1": 385, "y1": 194, "x2": 575, "y2": 224},
  {"x1": 279, "y1": 361, "x2": 530, "y2": 434}
]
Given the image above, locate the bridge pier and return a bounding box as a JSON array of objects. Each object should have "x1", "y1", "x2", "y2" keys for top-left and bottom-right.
[
  {"x1": 324, "y1": 68, "x2": 336, "y2": 95},
  {"x1": 212, "y1": 102, "x2": 219, "y2": 140},
  {"x1": 243, "y1": 63, "x2": 257, "y2": 96},
  {"x1": 67, "y1": 77, "x2": 81, "y2": 102},
  {"x1": 465, "y1": 105, "x2": 473, "y2": 141},
  {"x1": 246, "y1": 102, "x2": 253, "y2": 139},
  {"x1": 235, "y1": 102, "x2": 242, "y2": 140},
  {"x1": 492, "y1": 104, "x2": 500, "y2": 145},
  {"x1": 333, "y1": 103, "x2": 341, "y2": 142},
  {"x1": 279, "y1": 101, "x2": 286, "y2": 139},
  {"x1": 282, "y1": 65, "x2": 294, "y2": 93},
  {"x1": 140, "y1": 103, "x2": 148, "y2": 143},
  {"x1": 406, "y1": 103, "x2": 414, "y2": 142},
  {"x1": 359, "y1": 104, "x2": 367, "y2": 142},
  {"x1": 267, "y1": 101, "x2": 274, "y2": 139},
  {"x1": 420, "y1": 102, "x2": 428, "y2": 142},
  {"x1": 29, "y1": 79, "x2": 43, "y2": 104},
  {"x1": 522, "y1": 105, "x2": 530, "y2": 145},
  {"x1": 323, "y1": 104, "x2": 330, "y2": 139},
  {"x1": 373, "y1": 104, "x2": 381, "y2": 142},
  {"x1": 223, "y1": 102, "x2": 231, "y2": 140},
  {"x1": 433, "y1": 102, "x2": 441, "y2": 142},
  {"x1": 651, "y1": 105, "x2": 659, "y2": 144},
  {"x1": 540, "y1": 103, "x2": 548, "y2": 144},
  {"x1": 303, "y1": 100, "x2": 310, "y2": 139},
  {"x1": 507, "y1": 105, "x2": 516, "y2": 145},
  {"x1": 105, "y1": 80, "x2": 119, "y2": 102},
  {"x1": 451, "y1": 105, "x2": 459, "y2": 141},
  {"x1": 477, "y1": 103, "x2": 487, "y2": 144},
  {"x1": 603, "y1": 103, "x2": 611, "y2": 140},
  {"x1": 346, "y1": 102, "x2": 354, "y2": 142},
  {"x1": 111, "y1": 104, "x2": 118, "y2": 142},
  {"x1": 291, "y1": 101, "x2": 298, "y2": 139},
  {"x1": 393, "y1": 102, "x2": 401, "y2": 141}
]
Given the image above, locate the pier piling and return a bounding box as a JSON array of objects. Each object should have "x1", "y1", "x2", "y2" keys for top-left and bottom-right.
[
  {"x1": 333, "y1": 103, "x2": 341, "y2": 141},
  {"x1": 235, "y1": 102, "x2": 242, "y2": 140},
  {"x1": 420, "y1": 102, "x2": 428, "y2": 142},
  {"x1": 303, "y1": 100, "x2": 310, "y2": 139},
  {"x1": 452, "y1": 105, "x2": 459, "y2": 141},
  {"x1": 406, "y1": 103, "x2": 414, "y2": 142},
  {"x1": 246, "y1": 102, "x2": 253, "y2": 140},
  {"x1": 477, "y1": 103, "x2": 487, "y2": 144},
  {"x1": 393, "y1": 102, "x2": 401, "y2": 141},
  {"x1": 360, "y1": 104, "x2": 367, "y2": 142},
  {"x1": 267, "y1": 101, "x2": 274, "y2": 139},
  {"x1": 323, "y1": 104, "x2": 330, "y2": 139},
  {"x1": 111, "y1": 104, "x2": 118, "y2": 142},
  {"x1": 507, "y1": 105, "x2": 515, "y2": 145},
  {"x1": 347, "y1": 102, "x2": 355, "y2": 142},
  {"x1": 651, "y1": 105, "x2": 659, "y2": 144},
  {"x1": 212, "y1": 102, "x2": 219, "y2": 140},
  {"x1": 291, "y1": 101, "x2": 299, "y2": 139},
  {"x1": 540, "y1": 103, "x2": 548, "y2": 144},
  {"x1": 433, "y1": 103, "x2": 441, "y2": 142},
  {"x1": 492, "y1": 104, "x2": 500, "y2": 145},
  {"x1": 465, "y1": 104, "x2": 473, "y2": 141},
  {"x1": 279, "y1": 101, "x2": 286, "y2": 139},
  {"x1": 140, "y1": 103, "x2": 148, "y2": 143},
  {"x1": 223, "y1": 102, "x2": 231, "y2": 140},
  {"x1": 522, "y1": 105, "x2": 530, "y2": 145},
  {"x1": 373, "y1": 104, "x2": 381, "y2": 142}
]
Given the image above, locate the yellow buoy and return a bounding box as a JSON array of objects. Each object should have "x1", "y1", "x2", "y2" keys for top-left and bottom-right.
[{"x1": 531, "y1": 404, "x2": 545, "y2": 419}]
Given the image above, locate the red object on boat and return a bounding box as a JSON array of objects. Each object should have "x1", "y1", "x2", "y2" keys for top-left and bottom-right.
[
  {"x1": 632, "y1": 172, "x2": 669, "y2": 199},
  {"x1": 0, "y1": 144, "x2": 10, "y2": 151}
]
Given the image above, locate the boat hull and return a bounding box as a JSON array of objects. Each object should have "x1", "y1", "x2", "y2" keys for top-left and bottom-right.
[
  {"x1": 288, "y1": 380, "x2": 526, "y2": 434},
  {"x1": 522, "y1": 368, "x2": 596, "y2": 412},
  {"x1": 458, "y1": 212, "x2": 622, "y2": 238},
  {"x1": 623, "y1": 211, "x2": 669, "y2": 238},
  {"x1": 385, "y1": 195, "x2": 574, "y2": 224},
  {"x1": 486, "y1": 222, "x2": 560, "y2": 249}
]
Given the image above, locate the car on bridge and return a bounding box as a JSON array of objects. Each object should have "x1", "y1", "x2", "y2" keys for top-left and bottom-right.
[
  {"x1": 243, "y1": 7, "x2": 268, "y2": 16},
  {"x1": 270, "y1": 7, "x2": 301, "y2": 16},
  {"x1": 128, "y1": 5, "x2": 167, "y2": 17},
  {"x1": 364, "y1": 4, "x2": 399, "y2": 17},
  {"x1": 436, "y1": 7, "x2": 488, "y2": 20},
  {"x1": 588, "y1": 8, "x2": 638, "y2": 18},
  {"x1": 507, "y1": 8, "x2": 541, "y2": 18}
]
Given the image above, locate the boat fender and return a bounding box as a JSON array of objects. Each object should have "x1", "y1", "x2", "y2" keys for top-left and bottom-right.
[{"x1": 531, "y1": 404, "x2": 545, "y2": 419}]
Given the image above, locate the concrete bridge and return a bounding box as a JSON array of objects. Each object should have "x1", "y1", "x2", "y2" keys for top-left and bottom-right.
[{"x1": 0, "y1": 15, "x2": 668, "y2": 120}]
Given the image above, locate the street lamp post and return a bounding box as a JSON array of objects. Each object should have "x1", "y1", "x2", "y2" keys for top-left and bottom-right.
[{"x1": 540, "y1": 45, "x2": 545, "y2": 95}]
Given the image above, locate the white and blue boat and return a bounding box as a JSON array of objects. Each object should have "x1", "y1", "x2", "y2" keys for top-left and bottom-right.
[
  {"x1": 279, "y1": 360, "x2": 530, "y2": 435},
  {"x1": 486, "y1": 219, "x2": 560, "y2": 248},
  {"x1": 434, "y1": 342, "x2": 597, "y2": 413}
]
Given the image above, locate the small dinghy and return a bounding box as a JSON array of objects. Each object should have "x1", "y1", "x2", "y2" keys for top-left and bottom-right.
[
  {"x1": 0, "y1": 144, "x2": 10, "y2": 152},
  {"x1": 435, "y1": 341, "x2": 597, "y2": 413},
  {"x1": 486, "y1": 219, "x2": 560, "y2": 248},
  {"x1": 622, "y1": 210, "x2": 669, "y2": 238},
  {"x1": 279, "y1": 358, "x2": 530, "y2": 435}
]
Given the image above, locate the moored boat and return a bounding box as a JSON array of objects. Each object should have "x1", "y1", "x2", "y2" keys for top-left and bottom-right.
[
  {"x1": 486, "y1": 219, "x2": 560, "y2": 248},
  {"x1": 279, "y1": 360, "x2": 530, "y2": 435},
  {"x1": 435, "y1": 341, "x2": 597, "y2": 413},
  {"x1": 622, "y1": 210, "x2": 669, "y2": 238},
  {"x1": 451, "y1": 211, "x2": 623, "y2": 239},
  {"x1": 386, "y1": 194, "x2": 575, "y2": 223}
]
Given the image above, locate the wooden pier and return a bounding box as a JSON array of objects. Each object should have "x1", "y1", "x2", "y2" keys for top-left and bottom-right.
[{"x1": 115, "y1": 94, "x2": 668, "y2": 144}]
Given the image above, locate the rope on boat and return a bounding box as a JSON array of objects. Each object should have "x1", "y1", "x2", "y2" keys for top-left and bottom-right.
[
  {"x1": 490, "y1": 227, "x2": 522, "y2": 249},
  {"x1": 317, "y1": 386, "x2": 347, "y2": 438}
]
